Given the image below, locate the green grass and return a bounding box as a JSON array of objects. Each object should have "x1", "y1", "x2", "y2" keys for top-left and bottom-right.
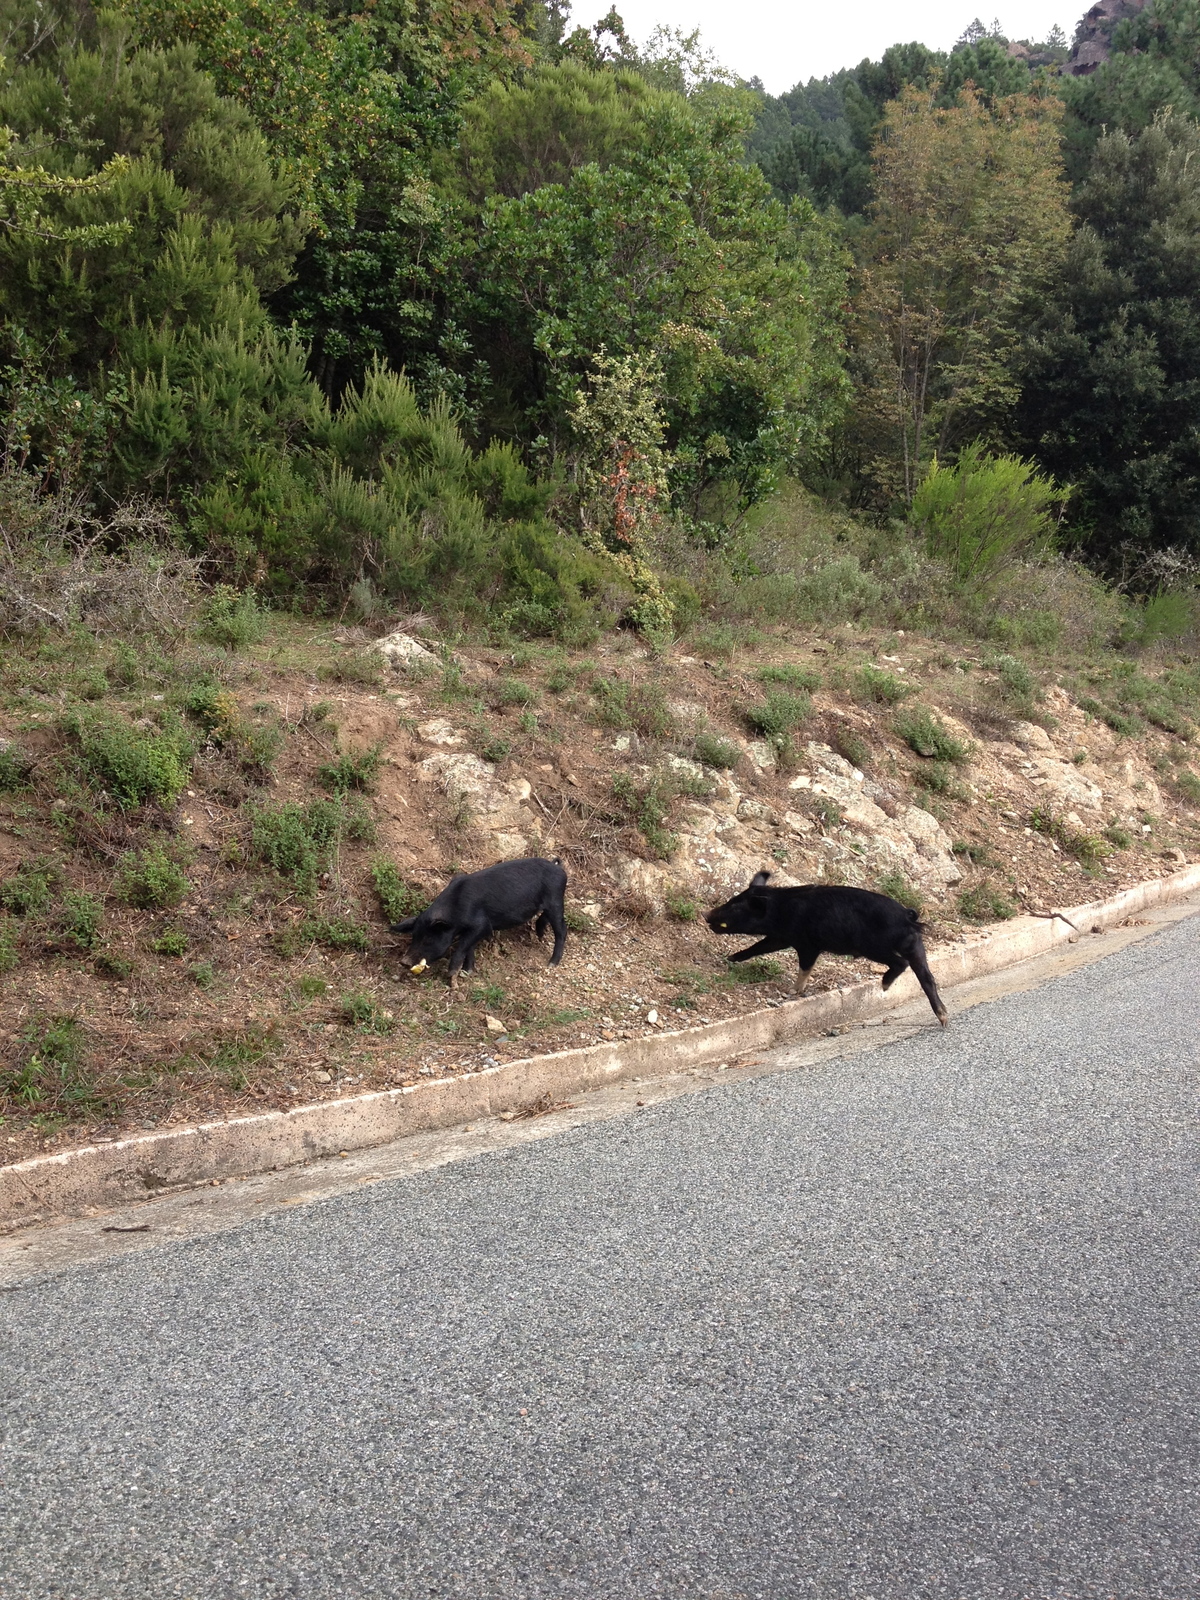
[
  {"x1": 1175, "y1": 770, "x2": 1200, "y2": 804},
  {"x1": 5, "y1": 1016, "x2": 99, "y2": 1116},
  {"x1": 202, "y1": 586, "x2": 267, "y2": 650},
  {"x1": 471, "y1": 982, "x2": 506, "y2": 1007},
  {"x1": 895, "y1": 708, "x2": 971, "y2": 763},
  {"x1": 1103, "y1": 825, "x2": 1133, "y2": 849},
  {"x1": 564, "y1": 906, "x2": 598, "y2": 934},
  {"x1": 612, "y1": 771, "x2": 679, "y2": 859},
  {"x1": 665, "y1": 892, "x2": 699, "y2": 921},
  {"x1": 0, "y1": 860, "x2": 59, "y2": 916},
  {"x1": 371, "y1": 860, "x2": 429, "y2": 923},
  {"x1": 303, "y1": 915, "x2": 372, "y2": 952},
  {"x1": 692, "y1": 730, "x2": 741, "y2": 769},
  {"x1": 496, "y1": 677, "x2": 539, "y2": 707},
  {"x1": 94, "y1": 951, "x2": 135, "y2": 979},
  {"x1": 340, "y1": 991, "x2": 394, "y2": 1033},
  {"x1": 0, "y1": 743, "x2": 31, "y2": 791},
  {"x1": 0, "y1": 917, "x2": 18, "y2": 974},
  {"x1": 878, "y1": 872, "x2": 923, "y2": 912},
  {"x1": 115, "y1": 845, "x2": 192, "y2": 910},
  {"x1": 53, "y1": 890, "x2": 103, "y2": 951},
  {"x1": 592, "y1": 676, "x2": 676, "y2": 740},
  {"x1": 248, "y1": 798, "x2": 344, "y2": 898},
  {"x1": 854, "y1": 665, "x2": 913, "y2": 705},
  {"x1": 317, "y1": 742, "x2": 382, "y2": 794},
  {"x1": 832, "y1": 728, "x2": 871, "y2": 770},
  {"x1": 742, "y1": 689, "x2": 812, "y2": 749},
  {"x1": 152, "y1": 928, "x2": 189, "y2": 957},
  {"x1": 64, "y1": 710, "x2": 193, "y2": 809},
  {"x1": 913, "y1": 761, "x2": 969, "y2": 800},
  {"x1": 756, "y1": 664, "x2": 821, "y2": 692},
  {"x1": 1030, "y1": 805, "x2": 1112, "y2": 869},
  {"x1": 723, "y1": 957, "x2": 784, "y2": 984},
  {"x1": 958, "y1": 883, "x2": 1017, "y2": 922}
]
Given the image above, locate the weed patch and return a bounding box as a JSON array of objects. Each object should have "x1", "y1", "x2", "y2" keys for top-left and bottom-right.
[
  {"x1": 1030, "y1": 806, "x2": 1112, "y2": 868},
  {"x1": 958, "y1": 883, "x2": 1017, "y2": 922},
  {"x1": 723, "y1": 957, "x2": 784, "y2": 984},
  {"x1": 317, "y1": 743, "x2": 382, "y2": 794},
  {"x1": 742, "y1": 689, "x2": 812, "y2": 751},
  {"x1": 757, "y1": 664, "x2": 821, "y2": 692},
  {"x1": 115, "y1": 845, "x2": 192, "y2": 910},
  {"x1": 340, "y1": 991, "x2": 394, "y2": 1032},
  {"x1": 0, "y1": 917, "x2": 17, "y2": 974},
  {"x1": 65, "y1": 710, "x2": 193, "y2": 809},
  {"x1": 371, "y1": 860, "x2": 429, "y2": 923},
  {"x1": 152, "y1": 928, "x2": 189, "y2": 957},
  {"x1": 592, "y1": 677, "x2": 675, "y2": 740},
  {"x1": 832, "y1": 728, "x2": 871, "y2": 770},
  {"x1": 692, "y1": 730, "x2": 740, "y2": 769},
  {"x1": 612, "y1": 771, "x2": 679, "y2": 858},
  {"x1": 5, "y1": 1017, "x2": 99, "y2": 1117},
  {"x1": 249, "y1": 799, "x2": 344, "y2": 897},
  {"x1": 895, "y1": 708, "x2": 971, "y2": 763},
  {"x1": 855, "y1": 666, "x2": 913, "y2": 705},
  {"x1": 202, "y1": 587, "x2": 267, "y2": 650},
  {"x1": 878, "y1": 872, "x2": 923, "y2": 912}
]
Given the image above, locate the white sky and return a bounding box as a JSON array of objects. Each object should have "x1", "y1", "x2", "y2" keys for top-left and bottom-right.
[{"x1": 598, "y1": 1, "x2": 1083, "y2": 94}]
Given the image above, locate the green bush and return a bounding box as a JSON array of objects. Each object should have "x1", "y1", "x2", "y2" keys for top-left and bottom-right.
[
  {"x1": 854, "y1": 666, "x2": 913, "y2": 705},
  {"x1": 0, "y1": 861, "x2": 59, "y2": 916},
  {"x1": 665, "y1": 891, "x2": 698, "y2": 921},
  {"x1": 0, "y1": 917, "x2": 18, "y2": 974},
  {"x1": 692, "y1": 731, "x2": 741, "y2": 769},
  {"x1": 895, "y1": 708, "x2": 971, "y2": 763},
  {"x1": 958, "y1": 883, "x2": 1017, "y2": 922},
  {"x1": 914, "y1": 761, "x2": 969, "y2": 800},
  {"x1": 152, "y1": 928, "x2": 189, "y2": 957},
  {"x1": 5, "y1": 1017, "x2": 98, "y2": 1115},
  {"x1": 988, "y1": 652, "x2": 1041, "y2": 708},
  {"x1": 592, "y1": 677, "x2": 676, "y2": 740},
  {"x1": 833, "y1": 728, "x2": 871, "y2": 770},
  {"x1": 612, "y1": 771, "x2": 679, "y2": 858},
  {"x1": 371, "y1": 861, "x2": 428, "y2": 923},
  {"x1": 757, "y1": 664, "x2": 821, "y2": 691},
  {"x1": 302, "y1": 915, "x2": 372, "y2": 952},
  {"x1": 878, "y1": 872, "x2": 923, "y2": 912},
  {"x1": 317, "y1": 743, "x2": 382, "y2": 794},
  {"x1": 189, "y1": 960, "x2": 216, "y2": 989},
  {"x1": 1030, "y1": 806, "x2": 1112, "y2": 869},
  {"x1": 340, "y1": 991, "x2": 394, "y2": 1032},
  {"x1": 912, "y1": 443, "x2": 1065, "y2": 583},
  {"x1": 0, "y1": 744, "x2": 31, "y2": 791},
  {"x1": 248, "y1": 798, "x2": 344, "y2": 897},
  {"x1": 496, "y1": 677, "x2": 538, "y2": 707},
  {"x1": 1176, "y1": 769, "x2": 1200, "y2": 804},
  {"x1": 202, "y1": 587, "x2": 268, "y2": 650},
  {"x1": 742, "y1": 689, "x2": 812, "y2": 750},
  {"x1": 54, "y1": 891, "x2": 103, "y2": 952},
  {"x1": 1104, "y1": 825, "x2": 1133, "y2": 848},
  {"x1": 65, "y1": 711, "x2": 193, "y2": 809},
  {"x1": 479, "y1": 732, "x2": 512, "y2": 762},
  {"x1": 116, "y1": 845, "x2": 192, "y2": 910},
  {"x1": 94, "y1": 952, "x2": 135, "y2": 979}
]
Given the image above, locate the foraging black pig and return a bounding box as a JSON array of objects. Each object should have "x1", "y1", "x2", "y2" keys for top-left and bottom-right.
[
  {"x1": 705, "y1": 871, "x2": 947, "y2": 1025},
  {"x1": 394, "y1": 857, "x2": 568, "y2": 987}
]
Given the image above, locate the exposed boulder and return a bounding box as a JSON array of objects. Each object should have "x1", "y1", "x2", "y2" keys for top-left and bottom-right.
[{"x1": 373, "y1": 629, "x2": 438, "y2": 669}]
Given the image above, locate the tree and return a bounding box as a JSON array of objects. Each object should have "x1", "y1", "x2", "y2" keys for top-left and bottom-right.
[
  {"x1": 847, "y1": 84, "x2": 1070, "y2": 503},
  {"x1": 1018, "y1": 112, "x2": 1200, "y2": 568}
]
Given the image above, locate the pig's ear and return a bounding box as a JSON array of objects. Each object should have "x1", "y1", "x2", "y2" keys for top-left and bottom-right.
[
  {"x1": 392, "y1": 916, "x2": 419, "y2": 933},
  {"x1": 749, "y1": 870, "x2": 772, "y2": 888}
]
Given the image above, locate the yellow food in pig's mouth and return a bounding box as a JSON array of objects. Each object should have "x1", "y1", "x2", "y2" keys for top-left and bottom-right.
[{"x1": 410, "y1": 959, "x2": 427, "y2": 974}]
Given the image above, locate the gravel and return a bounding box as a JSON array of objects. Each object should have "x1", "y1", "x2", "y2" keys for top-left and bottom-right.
[{"x1": 2, "y1": 914, "x2": 1198, "y2": 1599}]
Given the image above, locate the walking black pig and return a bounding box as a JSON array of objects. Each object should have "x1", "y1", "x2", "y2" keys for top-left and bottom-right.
[
  {"x1": 705, "y1": 871, "x2": 947, "y2": 1025},
  {"x1": 394, "y1": 857, "x2": 568, "y2": 988}
]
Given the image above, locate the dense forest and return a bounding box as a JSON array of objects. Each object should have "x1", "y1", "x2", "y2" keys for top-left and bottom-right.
[{"x1": 2, "y1": 0, "x2": 1200, "y2": 640}]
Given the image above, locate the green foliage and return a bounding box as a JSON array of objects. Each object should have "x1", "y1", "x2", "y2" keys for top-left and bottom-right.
[
  {"x1": 340, "y1": 991, "x2": 393, "y2": 1032},
  {"x1": 911, "y1": 445, "x2": 1065, "y2": 583},
  {"x1": 665, "y1": 891, "x2": 698, "y2": 921},
  {"x1": 832, "y1": 727, "x2": 871, "y2": 770},
  {"x1": 64, "y1": 711, "x2": 192, "y2": 809},
  {"x1": 592, "y1": 676, "x2": 676, "y2": 739},
  {"x1": 611, "y1": 771, "x2": 679, "y2": 858},
  {"x1": 895, "y1": 708, "x2": 971, "y2": 763},
  {"x1": 248, "y1": 798, "x2": 343, "y2": 897},
  {"x1": 725, "y1": 957, "x2": 783, "y2": 984},
  {"x1": 756, "y1": 663, "x2": 821, "y2": 691},
  {"x1": 189, "y1": 960, "x2": 216, "y2": 988},
  {"x1": 94, "y1": 951, "x2": 135, "y2": 979},
  {"x1": 0, "y1": 917, "x2": 18, "y2": 974},
  {"x1": 878, "y1": 872, "x2": 923, "y2": 912},
  {"x1": 0, "y1": 743, "x2": 31, "y2": 790},
  {"x1": 1175, "y1": 769, "x2": 1200, "y2": 803},
  {"x1": 116, "y1": 845, "x2": 192, "y2": 910},
  {"x1": 742, "y1": 689, "x2": 812, "y2": 749},
  {"x1": 1031, "y1": 806, "x2": 1113, "y2": 868},
  {"x1": 53, "y1": 891, "x2": 103, "y2": 952},
  {"x1": 317, "y1": 743, "x2": 382, "y2": 795},
  {"x1": 296, "y1": 975, "x2": 328, "y2": 1000},
  {"x1": 564, "y1": 906, "x2": 598, "y2": 934},
  {"x1": 987, "y1": 652, "x2": 1042, "y2": 709},
  {"x1": 302, "y1": 915, "x2": 372, "y2": 953},
  {"x1": 5, "y1": 1016, "x2": 98, "y2": 1115},
  {"x1": 202, "y1": 587, "x2": 268, "y2": 649},
  {"x1": 692, "y1": 730, "x2": 741, "y2": 769},
  {"x1": 913, "y1": 761, "x2": 968, "y2": 800},
  {"x1": 1104, "y1": 824, "x2": 1133, "y2": 848},
  {"x1": 958, "y1": 883, "x2": 1017, "y2": 922},
  {"x1": 854, "y1": 665, "x2": 912, "y2": 705},
  {"x1": 152, "y1": 928, "x2": 189, "y2": 957},
  {"x1": 0, "y1": 860, "x2": 59, "y2": 916},
  {"x1": 371, "y1": 861, "x2": 428, "y2": 923}
]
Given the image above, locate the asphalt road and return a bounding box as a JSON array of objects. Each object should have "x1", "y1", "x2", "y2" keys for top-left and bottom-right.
[{"x1": 3, "y1": 915, "x2": 1198, "y2": 1600}]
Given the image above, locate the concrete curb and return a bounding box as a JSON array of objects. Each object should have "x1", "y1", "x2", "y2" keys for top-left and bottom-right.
[{"x1": 5, "y1": 865, "x2": 1199, "y2": 1227}]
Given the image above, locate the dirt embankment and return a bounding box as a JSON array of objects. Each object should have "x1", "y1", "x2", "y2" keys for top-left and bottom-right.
[{"x1": 2, "y1": 620, "x2": 1197, "y2": 1165}]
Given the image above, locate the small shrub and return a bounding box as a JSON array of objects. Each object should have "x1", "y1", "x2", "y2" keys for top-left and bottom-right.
[
  {"x1": 1173, "y1": 770, "x2": 1200, "y2": 804},
  {"x1": 1030, "y1": 806, "x2": 1112, "y2": 869},
  {"x1": 321, "y1": 648, "x2": 386, "y2": 688},
  {"x1": 564, "y1": 906, "x2": 598, "y2": 934},
  {"x1": 895, "y1": 708, "x2": 971, "y2": 763},
  {"x1": 665, "y1": 892, "x2": 698, "y2": 921},
  {"x1": 317, "y1": 743, "x2": 382, "y2": 794},
  {"x1": 914, "y1": 761, "x2": 969, "y2": 800},
  {"x1": 757, "y1": 664, "x2": 821, "y2": 692},
  {"x1": 193, "y1": 1023, "x2": 278, "y2": 1089},
  {"x1": 1077, "y1": 696, "x2": 1143, "y2": 738},
  {"x1": 953, "y1": 840, "x2": 995, "y2": 865},
  {"x1": 1104, "y1": 825, "x2": 1133, "y2": 849},
  {"x1": 612, "y1": 771, "x2": 678, "y2": 859},
  {"x1": 189, "y1": 960, "x2": 216, "y2": 988},
  {"x1": 94, "y1": 951, "x2": 135, "y2": 979},
  {"x1": 878, "y1": 873, "x2": 923, "y2": 912},
  {"x1": 202, "y1": 586, "x2": 267, "y2": 649},
  {"x1": 0, "y1": 744, "x2": 32, "y2": 791},
  {"x1": 303, "y1": 915, "x2": 372, "y2": 952},
  {"x1": 692, "y1": 731, "x2": 741, "y2": 769},
  {"x1": 0, "y1": 918, "x2": 18, "y2": 974},
  {"x1": 725, "y1": 957, "x2": 784, "y2": 984},
  {"x1": 911, "y1": 443, "x2": 1065, "y2": 582},
  {"x1": 593, "y1": 676, "x2": 676, "y2": 740},
  {"x1": 371, "y1": 860, "x2": 428, "y2": 923},
  {"x1": 987, "y1": 652, "x2": 1041, "y2": 709},
  {"x1": 0, "y1": 861, "x2": 59, "y2": 916},
  {"x1": 296, "y1": 975, "x2": 328, "y2": 1000},
  {"x1": 152, "y1": 928, "x2": 189, "y2": 957},
  {"x1": 958, "y1": 883, "x2": 1017, "y2": 922},
  {"x1": 479, "y1": 732, "x2": 512, "y2": 762},
  {"x1": 340, "y1": 990, "x2": 394, "y2": 1033},
  {"x1": 5, "y1": 1017, "x2": 98, "y2": 1115},
  {"x1": 65, "y1": 711, "x2": 193, "y2": 809},
  {"x1": 471, "y1": 982, "x2": 506, "y2": 1007},
  {"x1": 248, "y1": 799, "x2": 343, "y2": 897},
  {"x1": 496, "y1": 677, "x2": 539, "y2": 707},
  {"x1": 742, "y1": 689, "x2": 812, "y2": 750},
  {"x1": 855, "y1": 666, "x2": 913, "y2": 706},
  {"x1": 54, "y1": 891, "x2": 103, "y2": 951},
  {"x1": 115, "y1": 845, "x2": 192, "y2": 910},
  {"x1": 833, "y1": 728, "x2": 871, "y2": 770}
]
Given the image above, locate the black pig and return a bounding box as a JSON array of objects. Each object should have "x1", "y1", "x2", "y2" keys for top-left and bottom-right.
[
  {"x1": 705, "y1": 871, "x2": 947, "y2": 1025},
  {"x1": 394, "y1": 857, "x2": 567, "y2": 988}
]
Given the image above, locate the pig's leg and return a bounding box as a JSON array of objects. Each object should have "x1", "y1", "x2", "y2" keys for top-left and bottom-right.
[
  {"x1": 729, "y1": 937, "x2": 789, "y2": 964},
  {"x1": 544, "y1": 901, "x2": 567, "y2": 967},
  {"x1": 794, "y1": 945, "x2": 820, "y2": 996},
  {"x1": 901, "y1": 935, "x2": 948, "y2": 1026},
  {"x1": 880, "y1": 959, "x2": 908, "y2": 989},
  {"x1": 448, "y1": 922, "x2": 489, "y2": 988}
]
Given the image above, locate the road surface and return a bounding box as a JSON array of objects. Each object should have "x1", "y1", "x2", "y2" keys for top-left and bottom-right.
[{"x1": 2, "y1": 913, "x2": 1198, "y2": 1598}]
